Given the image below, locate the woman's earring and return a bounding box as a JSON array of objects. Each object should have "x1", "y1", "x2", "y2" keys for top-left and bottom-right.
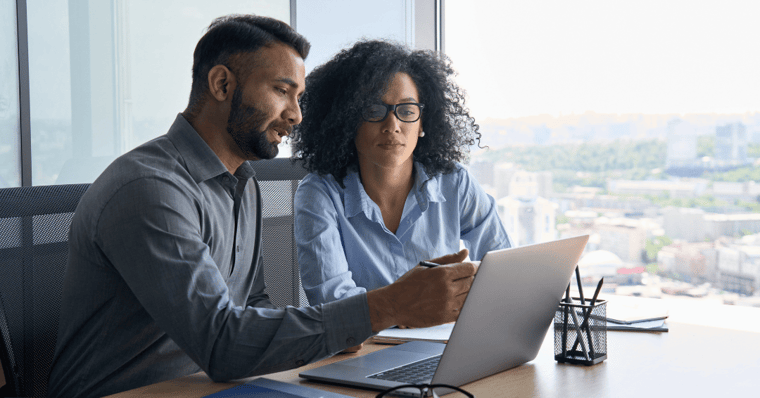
[{"x1": 419, "y1": 131, "x2": 425, "y2": 138}]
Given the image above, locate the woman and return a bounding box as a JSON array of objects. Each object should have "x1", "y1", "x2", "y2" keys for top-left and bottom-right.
[{"x1": 291, "y1": 40, "x2": 511, "y2": 306}]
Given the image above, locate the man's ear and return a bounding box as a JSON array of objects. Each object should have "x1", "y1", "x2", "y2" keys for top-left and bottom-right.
[{"x1": 207, "y1": 65, "x2": 236, "y2": 102}]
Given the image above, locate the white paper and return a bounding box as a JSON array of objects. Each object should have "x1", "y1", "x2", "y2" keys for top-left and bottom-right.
[{"x1": 374, "y1": 323, "x2": 454, "y2": 343}]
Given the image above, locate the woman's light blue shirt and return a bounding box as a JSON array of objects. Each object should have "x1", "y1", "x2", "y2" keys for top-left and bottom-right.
[{"x1": 295, "y1": 162, "x2": 512, "y2": 305}]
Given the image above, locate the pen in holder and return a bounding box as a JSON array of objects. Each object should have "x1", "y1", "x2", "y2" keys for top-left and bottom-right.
[{"x1": 554, "y1": 298, "x2": 607, "y2": 365}]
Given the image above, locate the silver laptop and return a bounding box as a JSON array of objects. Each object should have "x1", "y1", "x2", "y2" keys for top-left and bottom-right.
[{"x1": 299, "y1": 235, "x2": 589, "y2": 395}]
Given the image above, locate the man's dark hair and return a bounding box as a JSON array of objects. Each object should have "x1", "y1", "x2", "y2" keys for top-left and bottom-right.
[
  {"x1": 187, "y1": 14, "x2": 310, "y2": 112},
  {"x1": 291, "y1": 40, "x2": 481, "y2": 185}
]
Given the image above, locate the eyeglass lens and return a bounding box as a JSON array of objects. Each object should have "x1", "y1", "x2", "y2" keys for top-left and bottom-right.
[
  {"x1": 363, "y1": 103, "x2": 421, "y2": 122},
  {"x1": 376, "y1": 384, "x2": 473, "y2": 398}
]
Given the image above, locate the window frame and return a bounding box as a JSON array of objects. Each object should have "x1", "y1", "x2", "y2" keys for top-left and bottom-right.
[{"x1": 16, "y1": 0, "x2": 31, "y2": 186}]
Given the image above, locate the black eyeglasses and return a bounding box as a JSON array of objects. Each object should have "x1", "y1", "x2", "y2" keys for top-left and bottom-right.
[
  {"x1": 362, "y1": 103, "x2": 425, "y2": 123},
  {"x1": 376, "y1": 383, "x2": 474, "y2": 398}
]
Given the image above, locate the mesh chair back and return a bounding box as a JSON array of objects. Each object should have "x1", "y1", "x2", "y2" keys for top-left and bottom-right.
[
  {"x1": 0, "y1": 184, "x2": 89, "y2": 398},
  {"x1": 251, "y1": 159, "x2": 310, "y2": 307}
]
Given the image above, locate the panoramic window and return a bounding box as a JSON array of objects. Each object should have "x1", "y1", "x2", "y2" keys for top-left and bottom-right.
[
  {"x1": 446, "y1": 0, "x2": 760, "y2": 312},
  {"x1": 25, "y1": 0, "x2": 288, "y2": 186}
]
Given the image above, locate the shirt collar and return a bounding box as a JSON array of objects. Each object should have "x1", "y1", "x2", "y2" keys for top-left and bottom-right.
[
  {"x1": 411, "y1": 162, "x2": 446, "y2": 211},
  {"x1": 344, "y1": 171, "x2": 371, "y2": 219},
  {"x1": 344, "y1": 162, "x2": 446, "y2": 218},
  {"x1": 166, "y1": 114, "x2": 254, "y2": 183}
]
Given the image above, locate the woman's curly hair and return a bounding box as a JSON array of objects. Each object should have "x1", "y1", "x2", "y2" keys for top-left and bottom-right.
[{"x1": 290, "y1": 39, "x2": 481, "y2": 185}]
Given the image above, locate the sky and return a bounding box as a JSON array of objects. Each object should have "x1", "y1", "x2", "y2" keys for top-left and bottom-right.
[{"x1": 444, "y1": 0, "x2": 760, "y2": 120}]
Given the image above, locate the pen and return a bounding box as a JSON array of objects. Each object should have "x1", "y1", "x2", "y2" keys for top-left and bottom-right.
[
  {"x1": 571, "y1": 266, "x2": 587, "y2": 360},
  {"x1": 419, "y1": 261, "x2": 440, "y2": 268},
  {"x1": 579, "y1": 277, "x2": 605, "y2": 329},
  {"x1": 575, "y1": 266, "x2": 585, "y2": 305},
  {"x1": 589, "y1": 277, "x2": 604, "y2": 306},
  {"x1": 562, "y1": 283, "x2": 571, "y2": 357},
  {"x1": 569, "y1": 305, "x2": 591, "y2": 361},
  {"x1": 572, "y1": 277, "x2": 605, "y2": 359}
]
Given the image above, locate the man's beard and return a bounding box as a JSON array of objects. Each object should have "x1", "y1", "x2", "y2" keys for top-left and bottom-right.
[{"x1": 226, "y1": 87, "x2": 280, "y2": 160}]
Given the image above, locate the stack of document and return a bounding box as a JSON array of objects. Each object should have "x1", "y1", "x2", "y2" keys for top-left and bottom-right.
[
  {"x1": 606, "y1": 319, "x2": 668, "y2": 332},
  {"x1": 373, "y1": 323, "x2": 454, "y2": 344},
  {"x1": 605, "y1": 301, "x2": 669, "y2": 332}
]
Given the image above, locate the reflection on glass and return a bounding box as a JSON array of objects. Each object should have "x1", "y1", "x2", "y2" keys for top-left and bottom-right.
[
  {"x1": 27, "y1": 0, "x2": 289, "y2": 185},
  {"x1": 0, "y1": 1, "x2": 21, "y2": 188}
]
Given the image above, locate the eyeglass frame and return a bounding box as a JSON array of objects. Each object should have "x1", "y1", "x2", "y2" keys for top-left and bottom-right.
[
  {"x1": 375, "y1": 383, "x2": 474, "y2": 398},
  {"x1": 361, "y1": 102, "x2": 425, "y2": 123}
]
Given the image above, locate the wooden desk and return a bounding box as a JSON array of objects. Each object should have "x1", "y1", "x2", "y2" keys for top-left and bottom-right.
[{"x1": 111, "y1": 321, "x2": 760, "y2": 397}]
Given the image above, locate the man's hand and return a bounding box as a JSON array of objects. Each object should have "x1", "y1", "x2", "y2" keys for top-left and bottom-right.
[{"x1": 366, "y1": 249, "x2": 476, "y2": 333}]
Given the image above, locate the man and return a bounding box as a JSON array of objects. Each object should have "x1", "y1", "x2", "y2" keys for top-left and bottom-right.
[{"x1": 47, "y1": 14, "x2": 476, "y2": 397}]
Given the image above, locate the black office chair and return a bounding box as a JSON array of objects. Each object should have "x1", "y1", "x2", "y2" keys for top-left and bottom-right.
[
  {"x1": 0, "y1": 184, "x2": 90, "y2": 398},
  {"x1": 251, "y1": 158, "x2": 310, "y2": 307}
]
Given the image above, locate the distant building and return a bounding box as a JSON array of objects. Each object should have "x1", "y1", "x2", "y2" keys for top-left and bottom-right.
[
  {"x1": 663, "y1": 208, "x2": 760, "y2": 241},
  {"x1": 607, "y1": 179, "x2": 708, "y2": 198},
  {"x1": 493, "y1": 163, "x2": 517, "y2": 200},
  {"x1": 509, "y1": 170, "x2": 552, "y2": 198},
  {"x1": 663, "y1": 207, "x2": 706, "y2": 242},
  {"x1": 711, "y1": 181, "x2": 760, "y2": 202},
  {"x1": 497, "y1": 196, "x2": 557, "y2": 246},
  {"x1": 716, "y1": 245, "x2": 760, "y2": 295},
  {"x1": 564, "y1": 210, "x2": 598, "y2": 226},
  {"x1": 657, "y1": 242, "x2": 716, "y2": 284},
  {"x1": 715, "y1": 123, "x2": 748, "y2": 166},
  {"x1": 509, "y1": 171, "x2": 540, "y2": 197},
  {"x1": 556, "y1": 193, "x2": 653, "y2": 215},
  {"x1": 491, "y1": 164, "x2": 552, "y2": 201},
  {"x1": 536, "y1": 172, "x2": 553, "y2": 199},
  {"x1": 556, "y1": 211, "x2": 663, "y2": 266},
  {"x1": 595, "y1": 218, "x2": 648, "y2": 264},
  {"x1": 704, "y1": 213, "x2": 760, "y2": 240}
]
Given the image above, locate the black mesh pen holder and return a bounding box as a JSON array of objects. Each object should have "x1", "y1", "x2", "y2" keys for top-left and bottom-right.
[{"x1": 554, "y1": 299, "x2": 607, "y2": 365}]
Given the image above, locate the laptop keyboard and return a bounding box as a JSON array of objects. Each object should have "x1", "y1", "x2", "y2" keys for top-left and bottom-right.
[{"x1": 367, "y1": 355, "x2": 441, "y2": 384}]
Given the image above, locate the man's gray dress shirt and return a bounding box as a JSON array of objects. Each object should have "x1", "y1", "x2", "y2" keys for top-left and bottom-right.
[{"x1": 47, "y1": 114, "x2": 372, "y2": 397}]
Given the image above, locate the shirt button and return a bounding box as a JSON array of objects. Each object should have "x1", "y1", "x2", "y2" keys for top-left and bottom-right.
[
  {"x1": 236, "y1": 245, "x2": 240, "y2": 252},
  {"x1": 296, "y1": 359, "x2": 305, "y2": 366},
  {"x1": 347, "y1": 337, "x2": 356, "y2": 345}
]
